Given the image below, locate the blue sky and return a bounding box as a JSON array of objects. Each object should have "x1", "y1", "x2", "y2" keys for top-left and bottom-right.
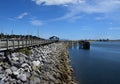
[{"x1": 0, "y1": 0, "x2": 120, "y2": 40}]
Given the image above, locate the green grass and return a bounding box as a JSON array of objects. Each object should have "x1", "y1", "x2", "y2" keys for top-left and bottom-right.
[{"x1": 19, "y1": 48, "x2": 30, "y2": 56}]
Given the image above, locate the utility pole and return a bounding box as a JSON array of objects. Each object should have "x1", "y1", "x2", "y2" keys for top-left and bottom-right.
[{"x1": 11, "y1": 29, "x2": 13, "y2": 35}]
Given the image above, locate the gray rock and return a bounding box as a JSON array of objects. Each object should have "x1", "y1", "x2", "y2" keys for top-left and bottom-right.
[
  {"x1": 0, "y1": 67, "x2": 3, "y2": 73},
  {"x1": 19, "y1": 57, "x2": 25, "y2": 63},
  {"x1": 5, "y1": 69, "x2": 12, "y2": 74},
  {"x1": 18, "y1": 73, "x2": 27, "y2": 82},
  {"x1": 19, "y1": 53, "x2": 28, "y2": 58},
  {"x1": 30, "y1": 77, "x2": 40, "y2": 84},
  {"x1": 46, "y1": 72, "x2": 56, "y2": 81},
  {"x1": 0, "y1": 80, "x2": 4, "y2": 84},
  {"x1": 21, "y1": 63, "x2": 29, "y2": 68},
  {"x1": 13, "y1": 70, "x2": 19, "y2": 76},
  {"x1": 34, "y1": 77, "x2": 41, "y2": 84},
  {"x1": 25, "y1": 72, "x2": 31, "y2": 78},
  {"x1": 31, "y1": 71, "x2": 39, "y2": 77},
  {"x1": 11, "y1": 66, "x2": 18, "y2": 71},
  {"x1": 17, "y1": 80, "x2": 21, "y2": 84},
  {"x1": 39, "y1": 57, "x2": 42, "y2": 61},
  {"x1": 32, "y1": 61, "x2": 40, "y2": 67},
  {"x1": 11, "y1": 53, "x2": 19, "y2": 61},
  {"x1": 9, "y1": 79, "x2": 17, "y2": 84},
  {"x1": 0, "y1": 74, "x2": 5, "y2": 79},
  {"x1": 12, "y1": 56, "x2": 19, "y2": 61}
]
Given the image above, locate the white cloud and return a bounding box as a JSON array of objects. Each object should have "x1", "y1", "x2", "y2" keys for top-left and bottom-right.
[
  {"x1": 94, "y1": 17, "x2": 105, "y2": 20},
  {"x1": 30, "y1": 20, "x2": 43, "y2": 26},
  {"x1": 32, "y1": 0, "x2": 82, "y2": 5},
  {"x1": 60, "y1": 0, "x2": 120, "y2": 20},
  {"x1": 109, "y1": 27, "x2": 120, "y2": 30},
  {"x1": 16, "y1": 12, "x2": 28, "y2": 19},
  {"x1": 32, "y1": 0, "x2": 120, "y2": 21}
]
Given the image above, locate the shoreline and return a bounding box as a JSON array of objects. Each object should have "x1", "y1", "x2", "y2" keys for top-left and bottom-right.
[{"x1": 0, "y1": 43, "x2": 76, "y2": 84}]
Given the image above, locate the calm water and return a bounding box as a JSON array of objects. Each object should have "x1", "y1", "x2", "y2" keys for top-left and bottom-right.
[{"x1": 68, "y1": 42, "x2": 120, "y2": 84}]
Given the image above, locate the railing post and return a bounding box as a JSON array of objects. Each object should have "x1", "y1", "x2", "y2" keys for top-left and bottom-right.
[
  {"x1": 13, "y1": 39, "x2": 15, "y2": 49},
  {"x1": 35, "y1": 40, "x2": 36, "y2": 45},
  {"x1": 6, "y1": 39, "x2": 9, "y2": 50},
  {"x1": 37, "y1": 40, "x2": 38, "y2": 45},
  {"x1": 32, "y1": 39, "x2": 33, "y2": 46},
  {"x1": 29, "y1": 39, "x2": 30, "y2": 46},
  {"x1": 26, "y1": 39, "x2": 27, "y2": 47},
  {"x1": 31, "y1": 39, "x2": 32, "y2": 46},
  {"x1": 39, "y1": 40, "x2": 40, "y2": 45},
  {"x1": 18, "y1": 40, "x2": 20, "y2": 48},
  {"x1": 22, "y1": 39, "x2": 24, "y2": 47},
  {"x1": 0, "y1": 39, "x2": 1, "y2": 48}
]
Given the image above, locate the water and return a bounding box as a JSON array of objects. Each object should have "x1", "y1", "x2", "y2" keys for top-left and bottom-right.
[{"x1": 68, "y1": 42, "x2": 120, "y2": 84}]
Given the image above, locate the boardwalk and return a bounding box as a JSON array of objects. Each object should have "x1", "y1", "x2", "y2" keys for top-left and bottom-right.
[{"x1": 0, "y1": 39, "x2": 55, "y2": 51}]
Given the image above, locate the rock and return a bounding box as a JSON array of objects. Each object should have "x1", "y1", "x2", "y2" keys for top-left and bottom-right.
[
  {"x1": 11, "y1": 53, "x2": 18, "y2": 57},
  {"x1": 34, "y1": 77, "x2": 41, "y2": 84},
  {"x1": 5, "y1": 69, "x2": 12, "y2": 75},
  {"x1": 9, "y1": 78, "x2": 17, "y2": 84},
  {"x1": 0, "y1": 43, "x2": 75, "y2": 84},
  {"x1": 32, "y1": 61, "x2": 40, "y2": 67},
  {"x1": 21, "y1": 63, "x2": 31, "y2": 72},
  {"x1": 31, "y1": 71, "x2": 39, "y2": 76},
  {"x1": 17, "y1": 73, "x2": 27, "y2": 82},
  {"x1": 19, "y1": 57, "x2": 25, "y2": 63},
  {"x1": 1, "y1": 62, "x2": 9, "y2": 70},
  {"x1": 39, "y1": 57, "x2": 42, "y2": 61},
  {"x1": 11, "y1": 66, "x2": 18, "y2": 71},
  {"x1": 0, "y1": 74, "x2": 5, "y2": 79},
  {"x1": 21, "y1": 63, "x2": 29, "y2": 68},
  {"x1": 13, "y1": 70, "x2": 19, "y2": 76},
  {"x1": 46, "y1": 72, "x2": 56, "y2": 81},
  {"x1": 0, "y1": 67, "x2": 3, "y2": 73},
  {"x1": 17, "y1": 80, "x2": 21, "y2": 84},
  {"x1": 0, "y1": 54, "x2": 5, "y2": 61},
  {"x1": 25, "y1": 72, "x2": 31, "y2": 78},
  {"x1": 19, "y1": 53, "x2": 28, "y2": 58},
  {"x1": 13, "y1": 68, "x2": 24, "y2": 76},
  {"x1": 12, "y1": 56, "x2": 19, "y2": 61},
  {"x1": 11, "y1": 53, "x2": 19, "y2": 61}
]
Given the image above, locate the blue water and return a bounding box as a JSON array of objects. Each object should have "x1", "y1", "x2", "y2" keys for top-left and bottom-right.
[{"x1": 68, "y1": 42, "x2": 120, "y2": 84}]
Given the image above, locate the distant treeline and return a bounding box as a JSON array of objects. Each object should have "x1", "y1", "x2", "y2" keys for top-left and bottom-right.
[
  {"x1": 96, "y1": 39, "x2": 109, "y2": 42},
  {"x1": 0, "y1": 33, "x2": 44, "y2": 40}
]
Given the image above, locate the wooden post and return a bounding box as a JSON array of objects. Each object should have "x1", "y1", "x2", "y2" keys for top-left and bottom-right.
[
  {"x1": 6, "y1": 39, "x2": 9, "y2": 50},
  {"x1": 0, "y1": 39, "x2": 1, "y2": 48},
  {"x1": 31, "y1": 39, "x2": 32, "y2": 46},
  {"x1": 18, "y1": 40, "x2": 20, "y2": 48},
  {"x1": 22, "y1": 39, "x2": 24, "y2": 47},
  {"x1": 37, "y1": 40, "x2": 38, "y2": 45},
  {"x1": 13, "y1": 39, "x2": 15, "y2": 49},
  {"x1": 35, "y1": 40, "x2": 36, "y2": 45},
  {"x1": 29, "y1": 40, "x2": 30, "y2": 46},
  {"x1": 26, "y1": 39, "x2": 27, "y2": 47},
  {"x1": 29, "y1": 39, "x2": 30, "y2": 46},
  {"x1": 39, "y1": 40, "x2": 40, "y2": 45},
  {"x1": 32, "y1": 39, "x2": 34, "y2": 45}
]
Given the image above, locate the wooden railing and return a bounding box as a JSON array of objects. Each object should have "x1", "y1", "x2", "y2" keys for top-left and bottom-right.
[{"x1": 0, "y1": 39, "x2": 54, "y2": 51}]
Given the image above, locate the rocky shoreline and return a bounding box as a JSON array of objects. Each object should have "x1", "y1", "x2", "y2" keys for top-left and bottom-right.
[{"x1": 0, "y1": 43, "x2": 76, "y2": 84}]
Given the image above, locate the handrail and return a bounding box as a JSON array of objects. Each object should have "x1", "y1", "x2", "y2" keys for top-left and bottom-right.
[{"x1": 0, "y1": 39, "x2": 55, "y2": 51}]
